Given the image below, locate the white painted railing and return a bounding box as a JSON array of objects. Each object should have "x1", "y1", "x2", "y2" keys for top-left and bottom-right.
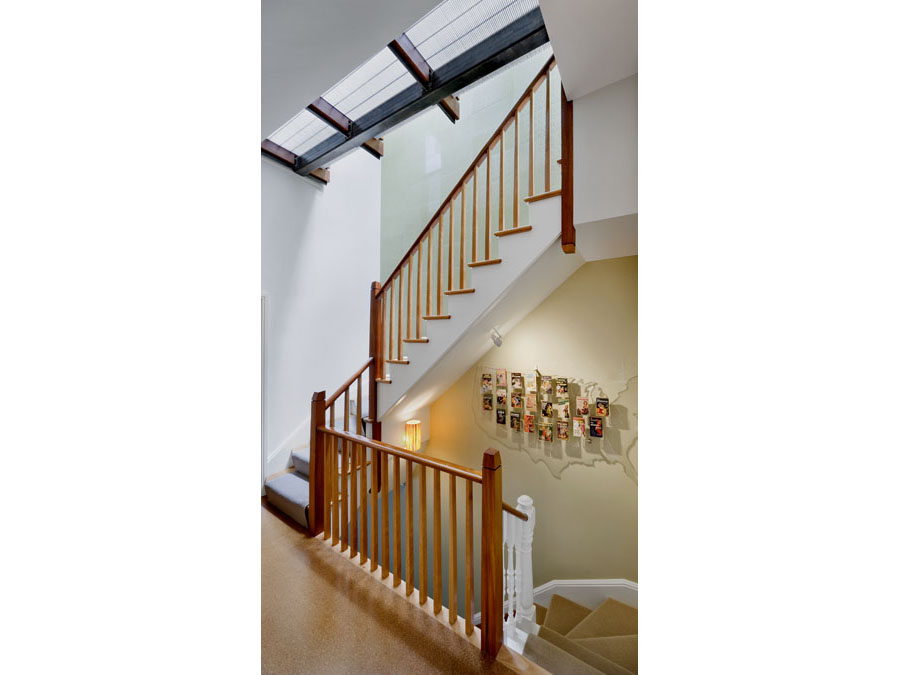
[{"x1": 503, "y1": 495, "x2": 537, "y2": 651}]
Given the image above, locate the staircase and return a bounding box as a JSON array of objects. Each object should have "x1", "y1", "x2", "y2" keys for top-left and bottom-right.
[
  {"x1": 523, "y1": 594, "x2": 638, "y2": 674},
  {"x1": 264, "y1": 54, "x2": 573, "y2": 664}
]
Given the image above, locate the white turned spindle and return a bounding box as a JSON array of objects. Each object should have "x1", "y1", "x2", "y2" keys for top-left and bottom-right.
[{"x1": 514, "y1": 496, "x2": 537, "y2": 634}]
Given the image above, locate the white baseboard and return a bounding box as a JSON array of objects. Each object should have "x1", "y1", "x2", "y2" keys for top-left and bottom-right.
[
  {"x1": 472, "y1": 578, "x2": 637, "y2": 626},
  {"x1": 533, "y1": 578, "x2": 637, "y2": 610}
]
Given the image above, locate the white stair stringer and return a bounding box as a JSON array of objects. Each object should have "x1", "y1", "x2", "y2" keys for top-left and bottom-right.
[{"x1": 378, "y1": 196, "x2": 583, "y2": 420}]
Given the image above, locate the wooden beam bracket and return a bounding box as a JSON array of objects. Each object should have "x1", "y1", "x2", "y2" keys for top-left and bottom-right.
[
  {"x1": 362, "y1": 137, "x2": 385, "y2": 159},
  {"x1": 438, "y1": 95, "x2": 460, "y2": 123}
]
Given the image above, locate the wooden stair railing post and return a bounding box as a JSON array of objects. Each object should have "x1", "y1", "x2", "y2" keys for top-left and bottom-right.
[
  {"x1": 308, "y1": 391, "x2": 326, "y2": 535},
  {"x1": 480, "y1": 448, "x2": 503, "y2": 657},
  {"x1": 369, "y1": 282, "x2": 383, "y2": 493},
  {"x1": 560, "y1": 82, "x2": 575, "y2": 254}
]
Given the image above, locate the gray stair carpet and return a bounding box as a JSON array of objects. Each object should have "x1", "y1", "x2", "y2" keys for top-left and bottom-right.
[
  {"x1": 291, "y1": 448, "x2": 310, "y2": 478},
  {"x1": 537, "y1": 627, "x2": 634, "y2": 675},
  {"x1": 265, "y1": 471, "x2": 310, "y2": 529}
]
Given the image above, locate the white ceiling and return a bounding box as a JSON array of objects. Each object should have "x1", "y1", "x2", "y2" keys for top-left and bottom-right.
[
  {"x1": 262, "y1": 0, "x2": 438, "y2": 139},
  {"x1": 538, "y1": 0, "x2": 637, "y2": 100}
]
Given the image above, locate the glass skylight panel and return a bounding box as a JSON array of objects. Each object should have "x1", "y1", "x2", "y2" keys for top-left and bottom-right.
[
  {"x1": 406, "y1": 0, "x2": 539, "y2": 71},
  {"x1": 268, "y1": 110, "x2": 330, "y2": 155},
  {"x1": 322, "y1": 47, "x2": 417, "y2": 121}
]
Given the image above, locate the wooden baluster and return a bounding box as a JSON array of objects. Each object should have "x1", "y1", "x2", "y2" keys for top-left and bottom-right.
[
  {"x1": 433, "y1": 468, "x2": 442, "y2": 616},
  {"x1": 514, "y1": 109, "x2": 520, "y2": 229},
  {"x1": 392, "y1": 455, "x2": 401, "y2": 586},
  {"x1": 416, "y1": 242, "x2": 422, "y2": 338},
  {"x1": 448, "y1": 474, "x2": 457, "y2": 624},
  {"x1": 426, "y1": 228, "x2": 432, "y2": 317},
  {"x1": 360, "y1": 444, "x2": 368, "y2": 565},
  {"x1": 370, "y1": 448, "x2": 378, "y2": 572},
  {"x1": 418, "y1": 464, "x2": 427, "y2": 605},
  {"x1": 309, "y1": 390, "x2": 326, "y2": 535},
  {"x1": 405, "y1": 260, "x2": 411, "y2": 342},
  {"x1": 485, "y1": 148, "x2": 491, "y2": 260},
  {"x1": 436, "y1": 215, "x2": 443, "y2": 315},
  {"x1": 529, "y1": 90, "x2": 534, "y2": 196},
  {"x1": 380, "y1": 284, "x2": 387, "y2": 370},
  {"x1": 406, "y1": 458, "x2": 414, "y2": 596},
  {"x1": 323, "y1": 432, "x2": 331, "y2": 539},
  {"x1": 471, "y1": 169, "x2": 478, "y2": 263},
  {"x1": 447, "y1": 202, "x2": 453, "y2": 292},
  {"x1": 545, "y1": 73, "x2": 551, "y2": 192},
  {"x1": 350, "y1": 442, "x2": 357, "y2": 557},
  {"x1": 388, "y1": 280, "x2": 394, "y2": 362},
  {"x1": 341, "y1": 394, "x2": 349, "y2": 551},
  {"x1": 331, "y1": 435, "x2": 339, "y2": 546},
  {"x1": 499, "y1": 125, "x2": 505, "y2": 232},
  {"x1": 329, "y1": 401, "x2": 335, "y2": 428},
  {"x1": 356, "y1": 376, "x2": 362, "y2": 435},
  {"x1": 465, "y1": 480, "x2": 474, "y2": 635},
  {"x1": 459, "y1": 184, "x2": 465, "y2": 289},
  {"x1": 398, "y1": 267, "x2": 404, "y2": 360},
  {"x1": 343, "y1": 390, "x2": 349, "y2": 432},
  {"x1": 481, "y1": 449, "x2": 503, "y2": 657},
  {"x1": 381, "y1": 451, "x2": 389, "y2": 579}
]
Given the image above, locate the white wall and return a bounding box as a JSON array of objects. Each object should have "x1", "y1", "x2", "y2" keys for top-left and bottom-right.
[
  {"x1": 261, "y1": 150, "x2": 380, "y2": 476},
  {"x1": 573, "y1": 74, "x2": 638, "y2": 226}
]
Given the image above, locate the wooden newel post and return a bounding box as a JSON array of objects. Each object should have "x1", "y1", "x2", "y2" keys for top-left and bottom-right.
[
  {"x1": 369, "y1": 281, "x2": 383, "y2": 489},
  {"x1": 560, "y1": 81, "x2": 575, "y2": 254},
  {"x1": 308, "y1": 390, "x2": 327, "y2": 535},
  {"x1": 481, "y1": 448, "x2": 503, "y2": 657}
]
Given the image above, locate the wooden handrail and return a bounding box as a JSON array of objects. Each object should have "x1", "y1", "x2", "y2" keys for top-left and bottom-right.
[
  {"x1": 319, "y1": 427, "x2": 483, "y2": 483},
  {"x1": 502, "y1": 502, "x2": 528, "y2": 521},
  {"x1": 375, "y1": 55, "x2": 557, "y2": 298},
  {"x1": 325, "y1": 358, "x2": 374, "y2": 408}
]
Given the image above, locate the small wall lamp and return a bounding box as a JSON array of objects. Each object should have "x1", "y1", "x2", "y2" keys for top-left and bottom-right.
[{"x1": 405, "y1": 419, "x2": 421, "y2": 452}]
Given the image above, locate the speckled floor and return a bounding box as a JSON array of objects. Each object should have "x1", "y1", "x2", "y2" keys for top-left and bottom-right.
[{"x1": 262, "y1": 503, "x2": 516, "y2": 674}]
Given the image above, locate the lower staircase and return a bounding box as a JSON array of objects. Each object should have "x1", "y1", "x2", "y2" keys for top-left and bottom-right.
[
  {"x1": 523, "y1": 595, "x2": 638, "y2": 675},
  {"x1": 264, "y1": 448, "x2": 312, "y2": 529}
]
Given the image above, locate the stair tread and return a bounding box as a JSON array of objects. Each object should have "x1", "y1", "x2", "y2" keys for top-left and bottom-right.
[
  {"x1": 264, "y1": 471, "x2": 310, "y2": 529},
  {"x1": 495, "y1": 225, "x2": 533, "y2": 237},
  {"x1": 523, "y1": 633, "x2": 602, "y2": 675},
  {"x1": 375, "y1": 377, "x2": 392, "y2": 383},
  {"x1": 566, "y1": 599, "x2": 638, "y2": 640},
  {"x1": 290, "y1": 448, "x2": 310, "y2": 478},
  {"x1": 444, "y1": 288, "x2": 475, "y2": 295},
  {"x1": 403, "y1": 338, "x2": 429, "y2": 343},
  {"x1": 422, "y1": 315, "x2": 451, "y2": 320},
  {"x1": 574, "y1": 636, "x2": 638, "y2": 674},
  {"x1": 385, "y1": 359, "x2": 410, "y2": 364},
  {"x1": 468, "y1": 258, "x2": 502, "y2": 268},
  {"x1": 537, "y1": 627, "x2": 635, "y2": 675},
  {"x1": 543, "y1": 594, "x2": 593, "y2": 635}
]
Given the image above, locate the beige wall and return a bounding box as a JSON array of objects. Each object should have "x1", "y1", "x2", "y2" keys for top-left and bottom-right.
[{"x1": 425, "y1": 255, "x2": 637, "y2": 585}]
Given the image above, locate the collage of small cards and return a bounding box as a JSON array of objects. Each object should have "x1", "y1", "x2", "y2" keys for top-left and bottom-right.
[{"x1": 481, "y1": 369, "x2": 608, "y2": 442}]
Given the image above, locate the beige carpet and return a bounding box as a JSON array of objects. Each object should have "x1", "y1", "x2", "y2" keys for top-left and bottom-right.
[
  {"x1": 525, "y1": 595, "x2": 638, "y2": 674},
  {"x1": 262, "y1": 503, "x2": 515, "y2": 674}
]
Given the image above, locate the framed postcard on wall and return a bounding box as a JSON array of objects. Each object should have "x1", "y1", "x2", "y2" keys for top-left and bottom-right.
[
  {"x1": 539, "y1": 423, "x2": 553, "y2": 442},
  {"x1": 481, "y1": 373, "x2": 492, "y2": 391},
  {"x1": 511, "y1": 372, "x2": 523, "y2": 391},
  {"x1": 573, "y1": 417, "x2": 586, "y2": 438},
  {"x1": 555, "y1": 377, "x2": 568, "y2": 397},
  {"x1": 556, "y1": 402, "x2": 570, "y2": 419},
  {"x1": 595, "y1": 397, "x2": 610, "y2": 417},
  {"x1": 556, "y1": 421, "x2": 569, "y2": 440},
  {"x1": 576, "y1": 397, "x2": 590, "y2": 416},
  {"x1": 497, "y1": 409, "x2": 507, "y2": 425},
  {"x1": 589, "y1": 416, "x2": 604, "y2": 438},
  {"x1": 482, "y1": 394, "x2": 493, "y2": 411},
  {"x1": 496, "y1": 389, "x2": 508, "y2": 407},
  {"x1": 524, "y1": 413, "x2": 535, "y2": 433},
  {"x1": 510, "y1": 393, "x2": 522, "y2": 409},
  {"x1": 510, "y1": 411, "x2": 522, "y2": 432},
  {"x1": 525, "y1": 393, "x2": 537, "y2": 410},
  {"x1": 540, "y1": 400, "x2": 554, "y2": 419},
  {"x1": 540, "y1": 375, "x2": 553, "y2": 396},
  {"x1": 496, "y1": 369, "x2": 507, "y2": 388},
  {"x1": 525, "y1": 373, "x2": 537, "y2": 392}
]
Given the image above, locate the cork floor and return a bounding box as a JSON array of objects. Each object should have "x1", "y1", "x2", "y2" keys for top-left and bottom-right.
[{"x1": 262, "y1": 503, "x2": 516, "y2": 674}]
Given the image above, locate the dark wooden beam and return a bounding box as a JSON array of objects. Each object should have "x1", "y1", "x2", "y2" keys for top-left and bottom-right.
[
  {"x1": 362, "y1": 137, "x2": 384, "y2": 159},
  {"x1": 294, "y1": 8, "x2": 548, "y2": 175},
  {"x1": 560, "y1": 82, "x2": 575, "y2": 254},
  {"x1": 388, "y1": 33, "x2": 432, "y2": 85},
  {"x1": 260, "y1": 139, "x2": 298, "y2": 168},
  {"x1": 438, "y1": 95, "x2": 460, "y2": 123},
  {"x1": 307, "y1": 97, "x2": 351, "y2": 135}
]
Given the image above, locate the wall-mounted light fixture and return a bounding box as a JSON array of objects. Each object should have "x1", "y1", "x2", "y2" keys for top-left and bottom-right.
[{"x1": 405, "y1": 419, "x2": 422, "y2": 452}]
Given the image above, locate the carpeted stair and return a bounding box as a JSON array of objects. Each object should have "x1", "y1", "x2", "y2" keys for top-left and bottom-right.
[
  {"x1": 264, "y1": 448, "x2": 312, "y2": 529},
  {"x1": 523, "y1": 595, "x2": 638, "y2": 674}
]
